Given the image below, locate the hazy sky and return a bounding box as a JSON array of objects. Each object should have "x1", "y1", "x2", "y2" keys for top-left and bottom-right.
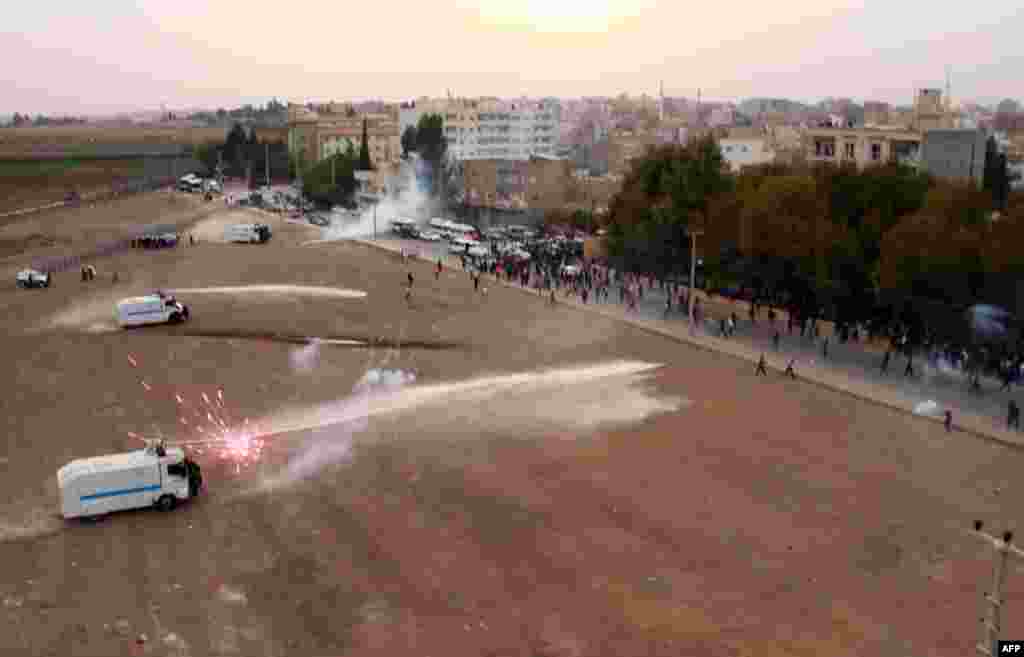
[{"x1": 2, "y1": 0, "x2": 1021, "y2": 115}]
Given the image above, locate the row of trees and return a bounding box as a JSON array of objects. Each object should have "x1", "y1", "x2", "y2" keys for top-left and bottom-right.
[
  {"x1": 5, "y1": 113, "x2": 88, "y2": 127},
  {"x1": 193, "y1": 123, "x2": 289, "y2": 187},
  {"x1": 603, "y1": 135, "x2": 1024, "y2": 349}
]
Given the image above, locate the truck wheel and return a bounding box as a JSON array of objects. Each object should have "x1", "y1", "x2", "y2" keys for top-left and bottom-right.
[
  {"x1": 156, "y1": 495, "x2": 177, "y2": 511},
  {"x1": 169, "y1": 312, "x2": 182, "y2": 324}
]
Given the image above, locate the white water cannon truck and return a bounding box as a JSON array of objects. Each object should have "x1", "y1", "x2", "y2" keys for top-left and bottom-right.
[{"x1": 57, "y1": 441, "x2": 202, "y2": 520}]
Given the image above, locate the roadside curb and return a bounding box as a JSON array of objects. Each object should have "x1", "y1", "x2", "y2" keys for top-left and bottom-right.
[{"x1": 351, "y1": 237, "x2": 1024, "y2": 451}]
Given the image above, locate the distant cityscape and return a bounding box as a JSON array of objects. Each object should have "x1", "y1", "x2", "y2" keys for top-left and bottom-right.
[{"x1": 3, "y1": 90, "x2": 1023, "y2": 214}]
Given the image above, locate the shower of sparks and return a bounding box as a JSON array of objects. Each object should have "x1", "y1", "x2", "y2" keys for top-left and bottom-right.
[{"x1": 122, "y1": 351, "x2": 265, "y2": 472}]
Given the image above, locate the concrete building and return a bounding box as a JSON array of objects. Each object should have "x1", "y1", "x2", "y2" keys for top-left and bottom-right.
[
  {"x1": 919, "y1": 129, "x2": 987, "y2": 183},
  {"x1": 398, "y1": 97, "x2": 560, "y2": 162},
  {"x1": 462, "y1": 156, "x2": 574, "y2": 210},
  {"x1": 288, "y1": 104, "x2": 401, "y2": 170},
  {"x1": 805, "y1": 126, "x2": 922, "y2": 167},
  {"x1": 719, "y1": 137, "x2": 775, "y2": 172},
  {"x1": 863, "y1": 101, "x2": 891, "y2": 127},
  {"x1": 608, "y1": 128, "x2": 659, "y2": 175},
  {"x1": 913, "y1": 88, "x2": 955, "y2": 131}
]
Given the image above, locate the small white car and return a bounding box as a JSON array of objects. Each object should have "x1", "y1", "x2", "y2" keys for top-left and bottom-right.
[
  {"x1": 16, "y1": 269, "x2": 50, "y2": 289},
  {"x1": 419, "y1": 230, "x2": 442, "y2": 242}
]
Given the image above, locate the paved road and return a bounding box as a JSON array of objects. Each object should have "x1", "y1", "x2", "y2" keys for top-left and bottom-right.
[
  {"x1": 367, "y1": 234, "x2": 1022, "y2": 430},
  {"x1": 599, "y1": 278, "x2": 1022, "y2": 427}
]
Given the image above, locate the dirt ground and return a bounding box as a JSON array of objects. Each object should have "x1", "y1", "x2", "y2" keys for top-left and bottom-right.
[{"x1": 1, "y1": 193, "x2": 1023, "y2": 657}]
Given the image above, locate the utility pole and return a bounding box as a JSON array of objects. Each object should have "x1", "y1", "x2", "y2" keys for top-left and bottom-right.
[
  {"x1": 971, "y1": 520, "x2": 1024, "y2": 656},
  {"x1": 688, "y1": 228, "x2": 703, "y2": 332}
]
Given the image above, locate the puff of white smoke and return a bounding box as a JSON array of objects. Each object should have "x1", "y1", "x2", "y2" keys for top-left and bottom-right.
[
  {"x1": 290, "y1": 339, "x2": 321, "y2": 373},
  {"x1": 277, "y1": 368, "x2": 416, "y2": 484},
  {"x1": 321, "y1": 159, "x2": 432, "y2": 241}
]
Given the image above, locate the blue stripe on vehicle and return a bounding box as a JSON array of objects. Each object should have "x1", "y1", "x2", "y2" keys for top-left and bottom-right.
[{"x1": 81, "y1": 484, "x2": 161, "y2": 501}]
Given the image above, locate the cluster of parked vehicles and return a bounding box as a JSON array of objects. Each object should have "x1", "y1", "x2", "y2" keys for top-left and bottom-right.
[{"x1": 176, "y1": 173, "x2": 222, "y2": 194}]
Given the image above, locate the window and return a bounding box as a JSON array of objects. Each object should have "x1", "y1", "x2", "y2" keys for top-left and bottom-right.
[
  {"x1": 167, "y1": 462, "x2": 187, "y2": 477},
  {"x1": 844, "y1": 143, "x2": 855, "y2": 159},
  {"x1": 871, "y1": 143, "x2": 881, "y2": 161}
]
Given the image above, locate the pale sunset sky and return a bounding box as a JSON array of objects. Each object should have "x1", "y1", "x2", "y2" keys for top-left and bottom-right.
[{"x1": 2, "y1": 0, "x2": 1021, "y2": 115}]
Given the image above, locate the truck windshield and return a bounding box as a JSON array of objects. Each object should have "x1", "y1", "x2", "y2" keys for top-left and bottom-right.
[{"x1": 167, "y1": 462, "x2": 187, "y2": 477}]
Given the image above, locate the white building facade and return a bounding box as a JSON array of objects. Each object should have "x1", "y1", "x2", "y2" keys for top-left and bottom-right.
[
  {"x1": 719, "y1": 138, "x2": 775, "y2": 172},
  {"x1": 400, "y1": 97, "x2": 561, "y2": 162}
]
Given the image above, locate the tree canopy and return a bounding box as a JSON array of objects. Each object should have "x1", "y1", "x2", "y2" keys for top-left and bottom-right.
[
  {"x1": 603, "y1": 135, "x2": 1024, "y2": 342},
  {"x1": 302, "y1": 143, "x2": 358, "y2": 208},
  {"x1": 415, "y1": 113, "x2": 447, "y2": 196}
]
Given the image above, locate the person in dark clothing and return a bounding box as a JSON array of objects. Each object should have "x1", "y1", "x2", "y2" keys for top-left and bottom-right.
[
  {"x1": 784, "y1": 359, "x2": 797, "y2": 379},
  {"x1": 756, "y1": 354, "x2": 768, "y2": 376},
  {"x1": 773, "y1": 331, "x2": 781, "y2": 351},
  {"x1": 407, "y1": 272, "x2": 414, "y2": 287},
  {"x1": 719, "y1": 318, "x2": 728, "y2": 337},
  {"x1": 1000, "y1": 370, "x2": 1013, "y2": 392},
  {"x1": 822, "y1": 337, "x2": 829, "y2": 360},
  {"x1": 944, "y1": 410, "x2": 953, "y2": 432},
  {"x1": 904, "y1": 354, "x2": 914, "y2": 378},
  {"x1": 1009, "y1": 400, "x2": 1020, "y2": 430},
  {"x1": 768, "y1": 307, "x2": 777, "y2": 326},
  {"x1": 881, "y1": 349, "x2": 891, "y2": 374},
  {"x1": 473, "y1": 274, "x2": 480, "y2": 291}
]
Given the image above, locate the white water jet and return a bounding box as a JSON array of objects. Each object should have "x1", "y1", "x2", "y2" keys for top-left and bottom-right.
[
  {"x1": 244, "y1": 360, "x2": 686, "y2": 494},
  {"x1": 169, "y1": 285, "x2": 366, "y2": 299}
]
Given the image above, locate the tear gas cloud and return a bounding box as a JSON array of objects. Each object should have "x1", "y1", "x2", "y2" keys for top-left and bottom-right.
[
  {"x1": 268, "y1": 368, "x2": 417, "y2": 488},
  {"x1": 321, "y1": 158, "x2": 434, "y2": 240}
]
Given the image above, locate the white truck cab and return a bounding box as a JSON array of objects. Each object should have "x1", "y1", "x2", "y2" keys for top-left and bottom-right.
[
  {"x1": 16, "y1": 269, "x2": 50, "y2": 289},
  {"x1": 117, "y1": 292, "x2": 190, "y2": 328},
  {"x1": 57, "y1": 443, "x2": 202, "y2": 519},
  {"x1": 224, "y1": 223, "x2": 272, "y2": 243}
]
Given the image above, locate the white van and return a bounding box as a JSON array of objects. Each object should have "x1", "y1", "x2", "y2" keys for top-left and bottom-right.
[
  {"x1": 57, "y1": 443, "x2": 202, "y2": 519},
  {"x1": 224, "y1": 223, "x2": 271, "y2": 243},
  {"x1": 117, "y1": 293, "x2": 190, "y2": 328}
]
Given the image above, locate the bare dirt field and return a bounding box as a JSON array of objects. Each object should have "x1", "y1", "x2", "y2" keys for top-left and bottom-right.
[
  {"x1": 0, "y1": 126, "x2": 228, "y2": 154},
  {"x1": 0, "y1": 126, "x2": 223, "y2": 213},
  {"x1": 1, "y1": 194, "x2": 1023, "y2": 657}
]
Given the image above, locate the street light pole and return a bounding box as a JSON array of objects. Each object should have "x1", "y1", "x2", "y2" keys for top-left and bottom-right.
[
  {"x1": 971, "y1": 521, "x2": 1024, "y2": 656},
  {"x1": 688, "y1": 228, "x2": 703, "y2": 331}
]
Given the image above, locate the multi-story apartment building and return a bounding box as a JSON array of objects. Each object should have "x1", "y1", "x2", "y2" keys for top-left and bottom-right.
[
  {"x1": 397, "y1": 97, "x2": 561, "y2": 162},
  {"x1": 802, "y1": 89, "x2": 983, "y2": 173},
  {"x1": 462, "y1": 156, "x2": 575, "y2": 210},
  {"x1": 288, "y1": 104, "x2": 401, "y2": 170},
  {"x1": 805, "y1": 126, "x2": 922, "y2": 167}
]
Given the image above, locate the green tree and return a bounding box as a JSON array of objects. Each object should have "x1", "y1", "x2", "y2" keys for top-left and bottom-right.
[
  {"x1": 401, "y1": 125, "x2": 418, "y2": 158},
  {"x1": 416, "y1": 113, "x2": 447, "y2": 196},
  {"x1": 984, "y1": 136, "x2": 1010, "y2": 211},
  {"x1": 358, "y1": 118, "x2": 373, "y2": 171},
  {"x1": 194, "y1": 141, "x2": 220, "y2": 175},
  {"x1": 604, "y1": 137, "x2": 733, "y2": 280},
  {"x1": 224, "y1": 122, "x2": 249, "y2": 173},
  {"x1": 302, "y1": 144, "x2": 358, "y2": 208}
]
